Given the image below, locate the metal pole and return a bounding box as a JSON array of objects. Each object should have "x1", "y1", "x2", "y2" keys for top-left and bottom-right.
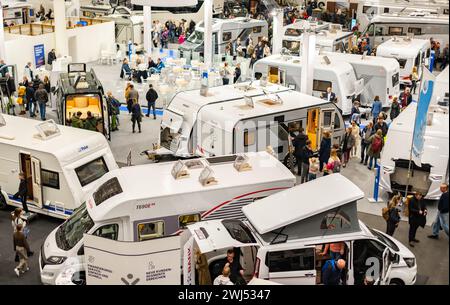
[{"x1": 204, "y1": 0, "x2": 213, "y2": 68}]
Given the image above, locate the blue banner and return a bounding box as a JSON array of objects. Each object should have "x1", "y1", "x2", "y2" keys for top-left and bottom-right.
[
  {"x1": 412, "y1": 68, "x2": 435, "y2": 166},
  {"x1": 34, "y1": 44, "x2": 45, "y2": 68}
]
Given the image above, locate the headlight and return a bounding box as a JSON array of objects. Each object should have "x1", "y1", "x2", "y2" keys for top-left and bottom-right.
[
  {"x1": 47, "y1": 256, "x2": 67, "y2": 265},
  {"x1": 404, "y1": 257, "x2": 416, "y2": 268}
]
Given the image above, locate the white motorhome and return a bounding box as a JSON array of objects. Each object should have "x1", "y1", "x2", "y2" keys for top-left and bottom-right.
[
  {"x1": 157, "y1": 82, "x2": 346, "y2": 166},
  {"x1": 432, "y1": 66, "x2": 449, "y2": 106},
  {"x1": 0, "y1": 115, "x2": 118, "y2": 219},
  {"x1": 183, "y1": 174, "x2": 417, "y2": 285},
  {"x1": 315, "y1": 25, "x2": 355, "y2": 53},
  {"x1": 253, "y1": 54, "x2": 364, "y2": 115},
  {"x1": 179, "y1": 17, "x2": 268, "y2": 58},
  {"x1": 376, "y1": 37, "x2": 431, "y2": 87},
  {"x1": 362, "y1": 12, "x2": 449, "y2": 48},
  {"x1": 39, "y1": 151, "x2": 296, "y2": 285},
  {"x1": 323, "y1": 51, "x2": 400, "y2": 108},
  {"x1": 380, "y1": 103, "x2": 449, "y2": 200},
  {"x1": 282, "y1": 19, "x2": 331, "y2": 55}
]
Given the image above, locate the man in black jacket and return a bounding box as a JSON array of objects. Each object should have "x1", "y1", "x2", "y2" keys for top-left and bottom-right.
[
  {"x1": 47, "y1": 49, "x2": 57, "y2": 66},
  {"x1": 233, "y1": 63, "x2": 241, "y2": 84},
  {"x1": 408, "y1": 192, "x2": 428, "y2": 247},
  {"x1": 428, "y1": 183, "x2": 449, "y2": 239},
  {"x1": 145, "y1": 84, "x2": 158, "y2": 119},
  {"x1": 26, "y1": 82, "x2": 36, "y2": 117},
  {"x1": 13, "y1": 173, "x2": 29, "y2": 213},
  {"x1": 293, "y1": 128, "x2": 309, "y2": 177}
]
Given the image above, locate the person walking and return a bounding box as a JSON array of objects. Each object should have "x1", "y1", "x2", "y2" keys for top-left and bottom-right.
[
  {"x1": 47, "y1": 49, "x2": 57, "y2": 67},
  {"x1": 145, "y1": 84, "x2": 158, "y2": 119},
  {"x1": 319, "y1": 130, "x2": 332, "y2": 172},
  {"x1": 428, "y1": 183, "x2": 449, "y2": 239},
  {"x1": 221, "y1": 62, "x2": 232, "y2": 85},
  {"x1": 367, "y1": 129, "x2": 384, "y2": 170},
  {"x1": 324, "y1": 148, "x2": 341, "y2": 175},
  {"x1": 293, "y1": 127, "x2": 308, "y2": 177},
  {"x1": 131, "y1": 100, "x2": 143, "y2": 133},
  {"x1": 371, "y1": 95, "x2": 382, "y2": 123},
  {"x1": 12, "y1": 173, "x2": 29, "y2": 213},
  {"x1": 350, "y1": 121, "x2": 360, "y2": 158},
  {"x1": 341, "y1": 127, "x2": 355, "y2": 168},
  {"x1": 408, "y1": 191, "x2": 428, "y2": 247},
  {"x1": 390, "y1": 96, "x2": 401, "y2": 121},
  {"x1": 300, "y1": 140, "x2": 313, "y2": 184},
  {"x1": 410, "y1": 66, "x2": 419, "y2": 94},
  {"x1": 13, "y1": 223, "x2": 31, "y2": 277},
  {"x1": 23, "y1": 62, "x2": 33, "y2": 81},
  {"x1": 233, "y1": 63, "x2": 241, "y2": 84},
  {"x1": 399, "y1": 87, "x2": 412, "y2": 108},
  {"x1": 34, "y1": 84, "x2": 49, "y2": 120},
  {"x1": 106, "y1": 91, "x2": 121, "y2": 131},
  {"x1": 124, "y1": 83, "x2": 132, "y2": 114},
  {"x1": 385, "y1": 194, "x2": 402, "y2": 236},
  {"x1": 374, "y1": 115, "x2": 389, "y2": 137},
  {"x1": 127, "y1": 84, "x2": 139, "y2": 114},
  {"x1": 26, "y1": 82, "x2": 36, "y2": 117}
]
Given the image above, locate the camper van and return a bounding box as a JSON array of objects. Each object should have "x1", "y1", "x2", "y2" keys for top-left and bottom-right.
[
  {"x1": 380, "y1": 103, "x2": 449, "y2": 200},
  {"x1": 322, "y1": 51, "x2": 400, "y2": 108},
  {"x1": 179, "y1": 17, "x2": 268, "y2": 58},
  {"x1": 362, "y1": 12, "x2": 449, "y2": 48},
  {"x1": 376, "y1": 38, "x2": 431, "y2": 87},
  {"x1": 56, "y1": 63, "x2": 111, "y2": 140},
  {"x1": 432, "y1": 66, "x2": 449, "y2": 106},
  {"x1": 157, "y1": 81, "x2": 346, "y2": 167},
  {"x1": 39, "y1": 151, "x2": 296, "y2": 285},
  {"x1": 252, "y1": 54, "x2": 364, "y2": 115},
  {"x1": 183, "y1": 174, "x2": 417, "y2": 285},
  {"x1": 0, "y1": 115, "x2": 118, "y2": 219}
]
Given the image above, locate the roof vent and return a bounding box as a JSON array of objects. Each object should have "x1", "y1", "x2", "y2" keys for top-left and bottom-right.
[
  {"x1": 323, "y1": 55, "x2": 331, "y2": 65},
  {"x1": 33, "y1": 120, "x2": 61, "y2": 141},
  {"x1": 233, "y1": 154, "x2": 252, "y2": 172},
  {"x1": 199, "y1": 166, "x2": 218, "y2": 186},
  {"x1": 171, "y1": 160, "x2": 190, "y2": 180}
]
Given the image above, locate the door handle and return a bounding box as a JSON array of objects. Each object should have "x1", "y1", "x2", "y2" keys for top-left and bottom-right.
[{"x1": 304, "y1": 273, "x2": 315, "y2": 277}]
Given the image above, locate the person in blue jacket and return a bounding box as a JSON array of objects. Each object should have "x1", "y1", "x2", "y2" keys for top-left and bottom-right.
[{"x1": 371, "y1": 95, "x2": 382, "y2": 123}]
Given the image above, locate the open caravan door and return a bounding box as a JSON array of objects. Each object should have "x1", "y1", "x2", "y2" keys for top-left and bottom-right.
[
  {"x1": 31, "y1": 156, "x2": 43, "y2": 209},
  {"x1": 183, "y1": 220, "x2": 259, "y2": 285}
]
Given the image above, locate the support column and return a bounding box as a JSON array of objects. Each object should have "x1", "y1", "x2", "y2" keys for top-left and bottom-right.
[
  {"x1": 271, "y1": 10, "x2": 284, "y2": 55},
  {"x1": 203, "y1": 0, "x2": 213, "y2": 68},
  {"x1": 143, "y1": 5, "x2": 152, "y2": 56},
  {"x1": 0, "y1": 6, "x2": 6, "y2": 60},
  {"x1": 300, "y1": 31, "x2": 316, "y2": 96},
  {"x1": 54, "y1": 0, "x2": 69, "y2": 57}
]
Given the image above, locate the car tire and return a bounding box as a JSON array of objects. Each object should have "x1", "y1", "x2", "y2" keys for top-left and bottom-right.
[{"x1": 389, "y1": 279, "x2": 404, "y2": 285}]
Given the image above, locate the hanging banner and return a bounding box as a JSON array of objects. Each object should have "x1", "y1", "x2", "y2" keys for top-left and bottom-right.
[
  {"x1": 411, "y1": 68, "x2": 435, "y2": 167},
  {"x1": 84, "y1": 234, "x2": 181, "y2": 285},
  {"x1": 34, "y1": 44, "x2": 45, "y2": 68}
]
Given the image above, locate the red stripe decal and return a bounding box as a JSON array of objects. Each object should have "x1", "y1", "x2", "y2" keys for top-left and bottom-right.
[{"x1": 201, "y1": 187, "x2": 289, "y2": 219}]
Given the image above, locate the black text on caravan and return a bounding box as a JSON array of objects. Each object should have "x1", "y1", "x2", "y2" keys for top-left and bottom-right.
[{"x1": 136, "y1": 203, "x2": 156, "y2": 210}]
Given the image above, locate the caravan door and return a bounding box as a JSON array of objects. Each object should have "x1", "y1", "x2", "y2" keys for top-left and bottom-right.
[
  {"x1": 319, "y1": 108, "x2": 335, "y2": 148},
  {"x1": 30, "y1": 157, "x2": 43, "y2": 208},
  {"x1": 266, "y1": 246, "x2": 317, "y2": 285}
]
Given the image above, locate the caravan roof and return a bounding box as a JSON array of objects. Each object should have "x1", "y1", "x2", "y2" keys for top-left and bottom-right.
[
  {"x1": 87, "y1": 151, "x2": 295, "y2": 222},
  {"x1": 371, "y1": 12, "x2": 449, "y2": 24},
  {"x1": 196, "y1": 17, "x2": 267, "y2": 32},
  {"x1": 242, "y1": 174, "x2": 364, "y2": 234},
  {"x1": 0, "y1": 115, "x2": 109, "y2": 163},
  {"x1": 322, "y1": 51, "x2": 400, "y2": 73},
  {"x1": 199, "y1": 90, "x2": 333, "y2": 132},
  {"x1": 376, "y1": 38, "x2": 430, "y2": 58}
]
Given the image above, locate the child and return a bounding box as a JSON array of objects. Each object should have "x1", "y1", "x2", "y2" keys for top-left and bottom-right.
[{"x1": 308, "y1": 157, "x2": 320, "y2": 181}]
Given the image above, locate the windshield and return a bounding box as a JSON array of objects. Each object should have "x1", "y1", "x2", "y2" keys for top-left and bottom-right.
[
  {"x1": 187, "y1": 30, "x2": 204, "y2": 44},
  {"x1": 56, "y1": 203, "x2": 94, "y2": 251},
  {"x1": 369, "y1": 227, "x2": 400, "y2": 252},
  {"x1": 222, "y1": 219, "x2": 256, "y2": 244}
]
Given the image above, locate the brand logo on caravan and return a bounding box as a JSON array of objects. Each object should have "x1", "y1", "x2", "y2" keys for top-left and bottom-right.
[
  {"x1": 79, "y1": 145, "x2": 89, "y2": 153},
  {"x1": 136, "y1": 203, "x2": 155, "y2": 210}
]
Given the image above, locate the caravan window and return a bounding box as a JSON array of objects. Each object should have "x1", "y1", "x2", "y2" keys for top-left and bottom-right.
[
  {"x1": 396, "y1": 59, "x2": 407, "y2": 69},
  {"x1": 334, "y1": 113, "x2": 341, "y2": 129},
  {"x1": 408, "y1": 27, "x2": 422, "y2": 36},
  {"x1": 267, "y1": 248, "x2": 315, "y2": 273},
  {"x1": 392, "y1": 72, "x2": 399, "y2": 87},
  {"x1": 93, "y1": 224, "x2": 119, "y2": 240},
  {"x1": 93, "y1": 177, "x2": 123, "y2": 206},
  {"x1": 179, "y1": 213, "x2": 201, "y2": 228},
  {"x1": 222, "y1": 219, "x2": 256, "y2": 243},
  {"x1": 138, "y1": 221, "x2": 165, "y2": 241},
  {"x1": 41, "y1": 169, "x2": 60, "y2": 189},
  {"x1": 244, "y1": 129, "x2": 256, "y2": 147},
  {"x1": 313, "y1": 80, "x2": 332, "y2": 92},
  {"x1": 388, "y1": 27, "x2": 403, "y2": 36},
  {"x1": 320, "y1": 210, "x2": 352, "y2": 230},
  {"x1": 222, "y1": 32, "x2": 232, "y2": 42},
  {"x1": 75, "y1": 157, "x2": 109, "y2": 187},
  {"x1": 253, "y1": 26, "x2": 262, "y2": 33}
]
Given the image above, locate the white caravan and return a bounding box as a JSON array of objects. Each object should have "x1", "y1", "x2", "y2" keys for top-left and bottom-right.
[
  {"x1": 179, "y1": 17, "x2": 268, "y2": 58},
  {"x1": 432, "y1": 66, "x2": 449, "y2": 106},
  {"x1": 253, "y1": 54, "x2": 364, "y2": 115},
  {"x1": 380, "y1": 103, "x2": 449, "y2": 200},
  {"x1": 157, "y1": 82, "x2": 346, "y2": 165},
  {"x1": 39, "y1": 151, "x2": 296, "y2": 285},
  {"x1": 323, "y1": 51, "x2": 400, "y2": 108},
  {"x1": 362, "y1": 12, "x2": 449, "y2": 48},
  {"x1": 376, "y1": 37, "x2": 431, "y2": 87},
  {"x1": 282, "y1": 19, "x2": 331, "y2": 56},
  {"x1": 0, "y1": 115, "x2": 118, "y2": 219},
  {"x1": 315, "y1": 26, "x2": 355, "y2": 53},
  {"x1": 183, "y1": 174, "x2": 417, "y2": 285}
]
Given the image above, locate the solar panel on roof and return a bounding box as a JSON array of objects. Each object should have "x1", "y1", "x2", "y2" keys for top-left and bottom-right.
[{"x1": 206, "y1": 155, "x2": 238, "y2": 165}]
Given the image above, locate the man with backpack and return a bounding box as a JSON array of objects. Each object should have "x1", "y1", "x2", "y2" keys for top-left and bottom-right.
[
  {"x1": 322, "y1": 258, "x2": 346, "y2": 285},
  {"x1": 367, "y1": 129, "x2": 384, "y2": 170}
]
